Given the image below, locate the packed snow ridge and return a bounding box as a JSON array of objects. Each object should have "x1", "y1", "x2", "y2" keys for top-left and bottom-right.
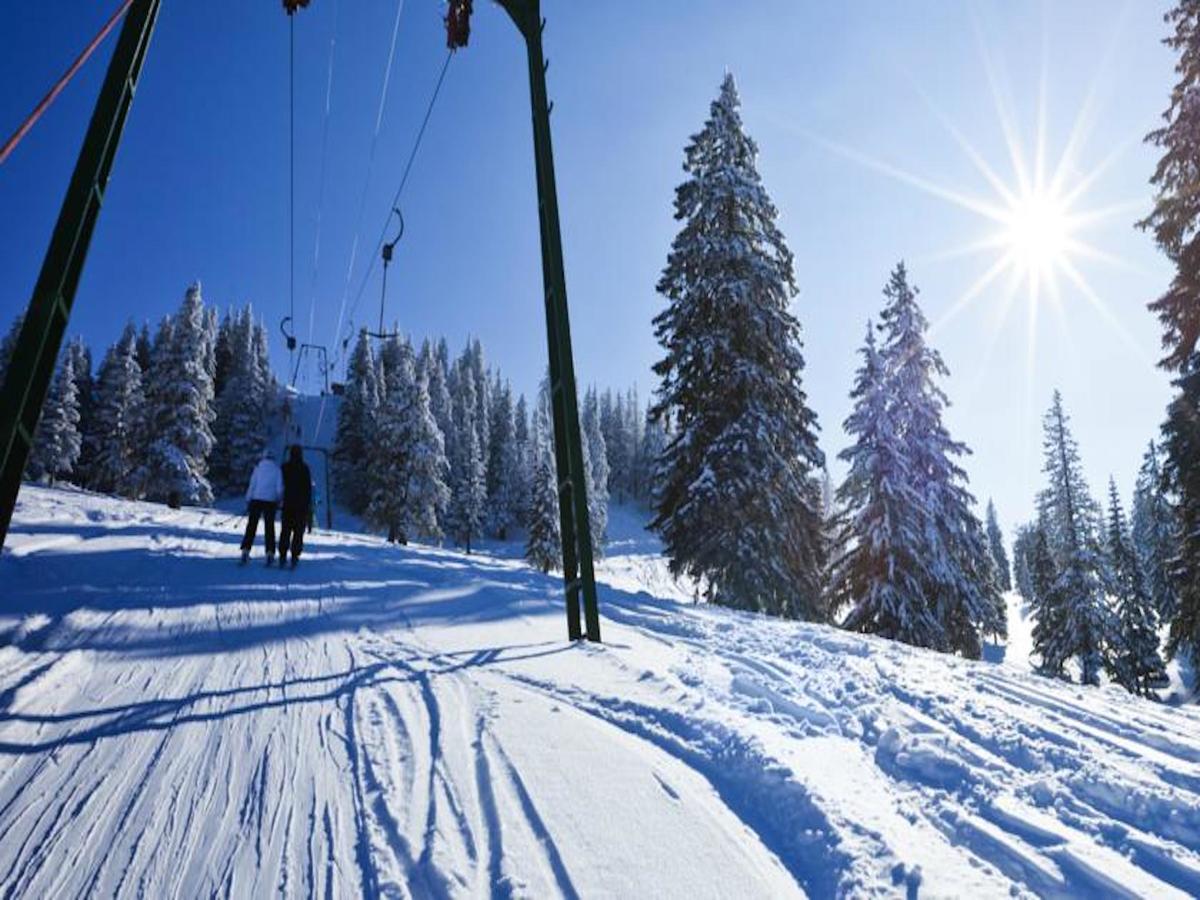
[{"x1": 1, "y1": 487, "x2": 1198, "y2": 898}]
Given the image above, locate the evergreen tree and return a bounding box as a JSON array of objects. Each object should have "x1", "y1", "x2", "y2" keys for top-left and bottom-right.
[
  {"x1": 582, "y1": 387, "x2": 609, "y2": 552},
  {"x1": 1012, "y1": 524, "x2": 1037, "y2": 602},
  {"x1": 986, "y1": 500, "x2": 1013, "y2": 592},
  {"x1": 513, "y1": 392, "x2": 531, "y2": 526},
  {"x1": 1131, "y1": 440, "x2": 1181, "y2": 622},
  {"x1": 467, "y1": 339, "x2": 490, "y2": 466},
  {"x1": 403, "y1": 370, "x2": 451, "y2": 542},
  {"x1": 834, "y1": 323, "x2": 933, "y2": 643},
  {"x1": 213, "y1": 311, "x2": 235, "y2": 398},
  {"x1": 365, "y1": 345, "x2": 449, "y2": 543},
  {"x1": 420, "y1": 339, "x2": 454, "y2": 473},
  {"x1": 1028, "y1": 523, "x2": 1069, "y2": 675},
  {"x1": 135, "y1": 323, "x2": 152, "y2": 373},
  {"x1": 485, "y1": 380, "x2": 522, "y2": 539},
  {"x1": 334, "y1": 330, "x2": 380, "y2": 515},
  {"x1": 1035, "y1": 391, "x2": 1107, "y2": 684},
  {"x1": 601, "y1": 388, "x2": 630, "y2": 503},
  {"x1": 138, "y1": 284, "x2": 217, "y2": 506},
  {"x1": 838, "y1": 267, "x2": 1002, "y2": 656},
  {"x1": 1139, "y1": 1, "x2": 1200, "y2": 667},
  {"x1": 210, "y1": 308, "x2": 273, "y2": 496},
  {"x1": 28, "y1": 350, "x2": 82, "y2": 484},
  {"x1": 526, "y1": 380, "x2": 561, "y2": 573},
  {"x1": 650, "y1": 73, "x2": 826, "y2": 619},
  {"x1": 1103, "y1": 478, "x2": 1166, "y2": 697},
  {"x1": 91, "y1": 324, "x2": 145, "y2": 497},
  {"x1": 447, "y1": 364, "x2": 486, "y2": 552},
  {"x1": 66, "y1": 338, "x2": 97, "y2": 489},
  {"x1": 636, "y1": 406, "x2": 668, "y2": 506}
]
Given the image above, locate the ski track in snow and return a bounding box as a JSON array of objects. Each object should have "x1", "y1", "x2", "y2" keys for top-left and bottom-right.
[{"x1": 0, "y1": 487, "x2": 1198, "y2": 898}]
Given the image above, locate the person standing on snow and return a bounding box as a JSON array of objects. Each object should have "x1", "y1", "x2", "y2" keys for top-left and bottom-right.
[
  {"x1": 279, "y1": 445, "x2": 313, "y2": 570},
  {"x1": 241, "y1": 448, "x2": 284, "y2": 565}
]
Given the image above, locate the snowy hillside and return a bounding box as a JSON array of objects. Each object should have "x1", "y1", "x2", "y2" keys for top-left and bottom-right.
[{"x1": 2, "y1": 487, "x2": 1199, "y2": 898}]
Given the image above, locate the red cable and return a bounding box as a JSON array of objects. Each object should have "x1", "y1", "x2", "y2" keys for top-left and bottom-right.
[{"x1": 0, "y1": 0, "x2": 134, "y2": 167}]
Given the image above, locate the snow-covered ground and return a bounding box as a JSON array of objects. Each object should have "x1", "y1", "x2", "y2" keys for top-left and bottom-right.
[{"x1": 1, "y1": 487, "x2": 1199, "y2": 898}]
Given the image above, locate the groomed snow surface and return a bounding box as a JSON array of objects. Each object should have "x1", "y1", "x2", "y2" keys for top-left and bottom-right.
[{"x1": 1, "y1": 487, "x2": 1199, "y2": 898}]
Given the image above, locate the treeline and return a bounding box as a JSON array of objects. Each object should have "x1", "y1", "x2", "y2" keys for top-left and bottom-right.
[
  {"x1": 332, "y1": 330, "x2": 666, "y2": 566},
  {"x1": 647, "y1": 74, "x2": 1006, "y2": 661},
  {"x1": 646, "y1": 68, "x2": 1196, "y2": 700},
  {"x1": 1006, "y1": 397, "x2": 1175, "y2": 695},
  {"x1": 0, "y1": 283, "x2": 277, "y2": 506}
]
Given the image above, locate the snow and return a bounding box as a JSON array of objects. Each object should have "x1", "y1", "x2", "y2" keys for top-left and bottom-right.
[{"x1": 2, "y1": 486, "x2": 1199, "y2": 897}]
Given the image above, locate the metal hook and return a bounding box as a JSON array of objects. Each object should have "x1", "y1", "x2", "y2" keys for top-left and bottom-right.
[
  {"x1": 382, "y1": 207, "x2": 405, "y2": 265},
  {"x1": 279, "y1": 316, "x2": 297, "y2": 352}
]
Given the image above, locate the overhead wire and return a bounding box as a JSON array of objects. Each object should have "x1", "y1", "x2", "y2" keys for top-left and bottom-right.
[
  {"x1": 0, "y1": 0, "x2": 133, "y2": 166},
  {"x1": 289, "y1": 12, "x2": 296, "y2": 371},
  {"x1": 339, "y1": 48, "x2": 453, "y2": 355},
  {"x1": 306, "y1": 0, "x2": 339, "y2": 350},
  {"x1": 329, "y1": 0, "x2": 407, "y2": 366}
]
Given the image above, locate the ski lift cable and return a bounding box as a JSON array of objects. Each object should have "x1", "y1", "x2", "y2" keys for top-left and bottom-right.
[
  {"x1": 0, "y1": 0, "x2": 134, "y2": 167},
  {"x1": 289, "y1": 11, "x2": 297, "y2": 368},
  {"x1": 306, "y1": 0, "x2": 339, "y2": 349},
  {"x1": 329, "y1": 0, "x2": 407, "y2": 369},
  {"x1": 338, "y1": 47, "x2": 453, "y2": 362}
]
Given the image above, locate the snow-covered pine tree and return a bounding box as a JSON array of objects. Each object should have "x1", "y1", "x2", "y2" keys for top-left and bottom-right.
[
  {"x1": 91, "y1": 323, "x2": 145, "y2": 497},
  {"x1": 213, "y1": 311, "x2": 235, "y2": 398},
  {"x1": 582, "y1": 387, "x2": 609, "y2": 552},
  {"x1": 833, "y1": 322, "x2": 934, "y2": 643},
  {"x1": 1028, "y1": 522, "x2": 1070, "y2": 676},
  {"x1": 446, "y1": 362, "x2": 486, "y2": 553},
  {"x1": 624, "y1": 386, "x2": 642, "y2": 503},
  {"x1": 1139, "y1": 1, "x2": 1200, "y2": 668},
  {"x1": 512, "y1": 391, "x2": 531, "y2": 527},
  {"x1": 28, "y1": 350, "x2": 82, "y2": 485},
  {"x1": 135, "y1": 323, "x2": 152, "y2": 373},
  {"x1": 420, "y1": 339, "x2": 454, "y2": 474},
  {"x1": 467, "y1": 339, "x2": 490, "y2": 468},
  {"x1": 138, "y1": 284, "x2": 217, "y2": 506},
  {"x1": 1012, "y1": 524, "x2": 1037, "y2": 602},
  {"x1": 1036, "y1": 391, "x2": 1107, "y2": 684},
  {"x1": 210, "y1": 308, "x2": 271, "y2": 496},
  {"x1": 650, "y1": 73, "x2": 826, "y2": 619},
  {"x1": 525, "y1": 380, "x2": 561, "y2": 573},
  {"x1": 485, "y1": 380, "x2": 522, "y2": 539},
  {"x1": 251, "y1": 314, "x2": 276, "y2": 414},
  {"x1": 404, "y1": 368, "x2": 451, "y2": 542},
  {"x1": 600, "y1": 389, "x2": 629, "y2": 503},
  {"x1": 636, "y1": 406, "x2": 667, "y2": 507},
  {"x1": 202, "y1": 307, "x2": 219, "y2": 388},
  {"x1": 377, "y1": 334, "x2": 415, "y2": 405},
  {"x1": 66, "y1": 338, "x2": 96, "y2": 489},
  {"x1": 365, "y1": 344, "x2": 433, "y2": 543},
  {"x1": 334, "y1": 330, "x2": 380, "y2": 515},
  {"x1": 1131, "y1": 440, "x2": 1181, "y2": 623},
  {"x1": 1103, "y1": 477, "x2": 1166, "y2": 697},
  {"x1": 986, "y1": 500, "x2": 1013, "y2": 592},
  {"x1": 876, "y1": 264, "x2": 1003, "y2": 655}
]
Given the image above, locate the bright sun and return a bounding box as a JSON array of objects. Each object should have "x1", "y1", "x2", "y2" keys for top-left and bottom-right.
[{"x1": 1003, "y1": 190, "x2": 1072, "y2": 277}]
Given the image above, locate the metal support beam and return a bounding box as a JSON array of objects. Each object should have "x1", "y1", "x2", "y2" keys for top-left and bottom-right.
[
  {"x1": 498, "y1": 0, "x2": 601, "y2": 642},
  {"x1": 0, "y1": 0, "x2": 161, "y2": 553}
]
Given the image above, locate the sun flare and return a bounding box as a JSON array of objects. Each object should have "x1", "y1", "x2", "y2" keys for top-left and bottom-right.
[{"x1": 1002, "y1": 189, "x2": 1072, "y2": 278}]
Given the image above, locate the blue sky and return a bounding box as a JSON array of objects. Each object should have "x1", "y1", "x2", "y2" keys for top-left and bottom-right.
[{"x1": 0, "y1": 1, "x2": 1178, "y2": 535}]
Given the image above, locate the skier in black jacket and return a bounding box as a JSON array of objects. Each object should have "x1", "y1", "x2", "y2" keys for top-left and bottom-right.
[{"x1": 279, "y1": 445, "x2": 313, "y2": 569}]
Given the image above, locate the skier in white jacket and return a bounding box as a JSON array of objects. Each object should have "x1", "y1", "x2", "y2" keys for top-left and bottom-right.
[{"x1": 240, "y1": 448, "x2": 284, "y2": 565}]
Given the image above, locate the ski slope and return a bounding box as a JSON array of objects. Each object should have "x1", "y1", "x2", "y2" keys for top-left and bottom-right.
[{"x1": 1, "y1": 487, "x2": 1199, "y2": 898}]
